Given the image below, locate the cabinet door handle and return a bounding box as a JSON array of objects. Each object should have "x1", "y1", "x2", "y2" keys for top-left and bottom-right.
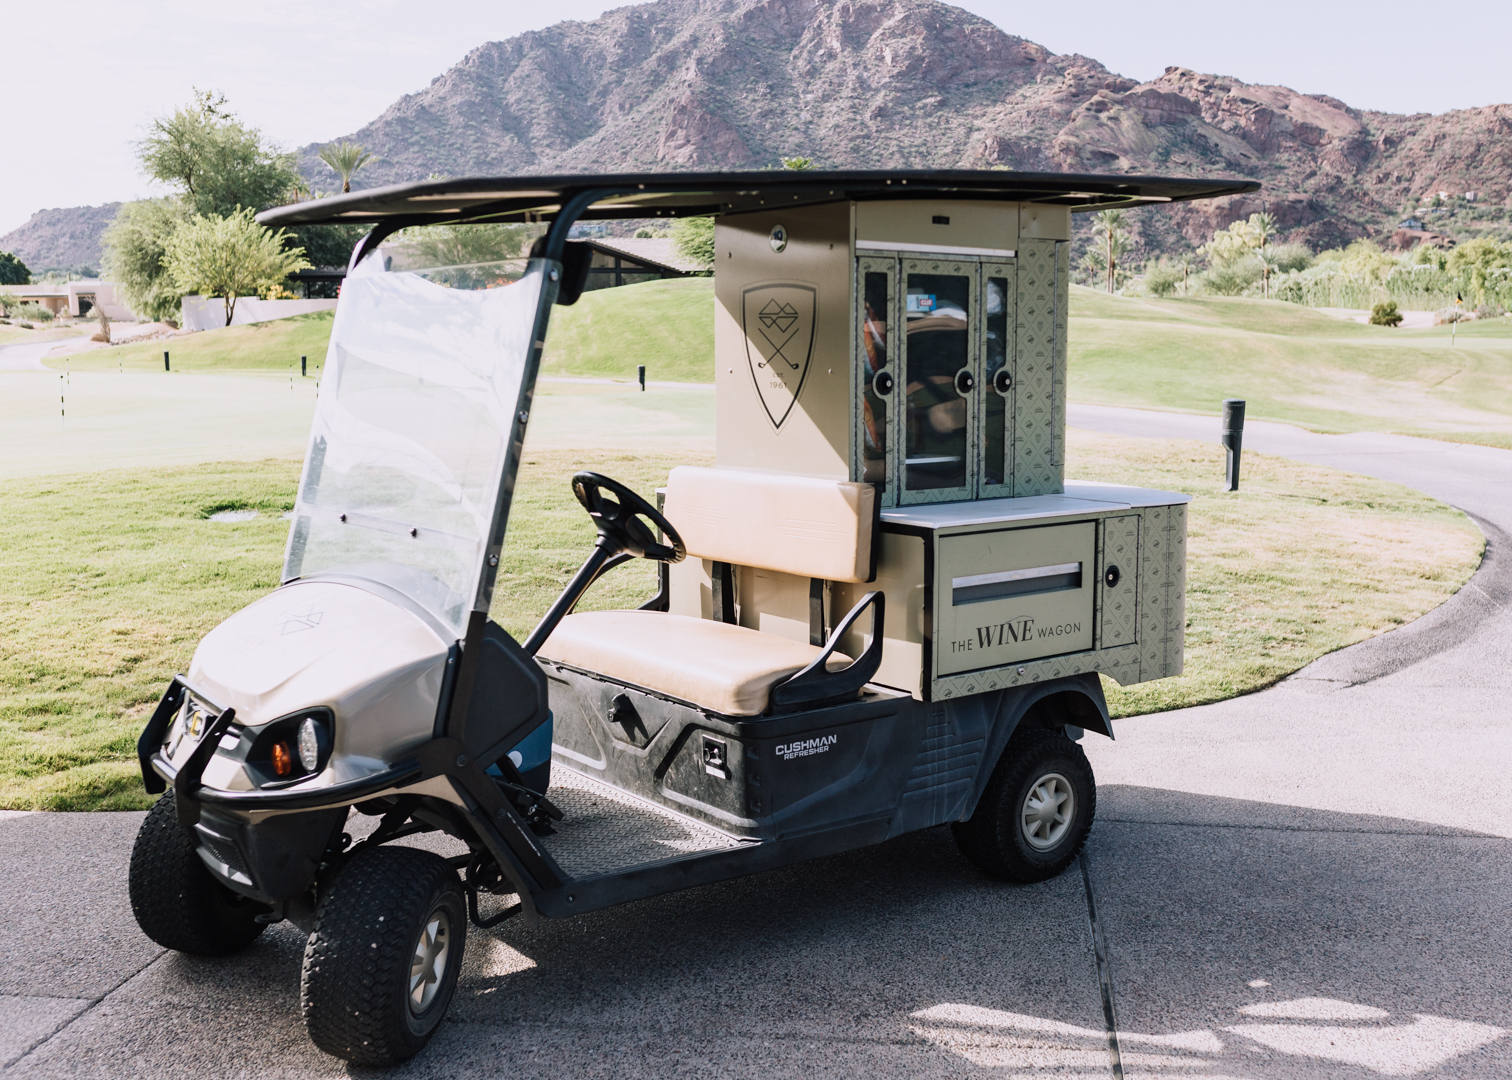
[
  {"x1": 993, "y1": 368, "x2": 1013, "y2": 395},
  {"x1": 872, "y1": 370, "x2": 894, "y2": 397},
  {"x1": 955, "y1": 368, "x2": 975, "y2": 395}
]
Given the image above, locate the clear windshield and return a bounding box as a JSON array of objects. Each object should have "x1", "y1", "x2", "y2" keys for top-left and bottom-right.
[{"x1": 282, "y1": 231, "x2": 548, "y2": 638}]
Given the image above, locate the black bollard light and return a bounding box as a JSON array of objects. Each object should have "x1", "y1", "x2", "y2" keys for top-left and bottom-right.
[
  {"x1": 637, "y1": 364, "x2": 646, "y2": 392},
  {"x1": 1221, "y1": 398, "x2": 1246, "y2": 491},
  {"x1": 164, "y1": 350, "x2": 170, "y2": 372},
  {"x1": 301, "y1": 355, "x2": 307, "y2": 377}
]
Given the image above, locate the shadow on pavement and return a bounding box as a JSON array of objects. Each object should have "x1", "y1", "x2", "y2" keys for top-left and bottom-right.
[{"x1": 1083, "y1": 785, "x2": 1511, "y2": 1079}]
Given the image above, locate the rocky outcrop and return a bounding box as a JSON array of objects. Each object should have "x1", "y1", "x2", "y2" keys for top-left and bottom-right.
[{"x1": 250, "y1": 0, "x2": 1512, "y2": 256}]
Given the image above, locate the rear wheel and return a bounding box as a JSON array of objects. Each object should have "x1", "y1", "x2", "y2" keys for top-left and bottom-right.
[
  {"x1": 952, "y1": 727, "x2": 1095, "y2": 883},
  {"x1": 301, "y1": 845, "x2": 467, "y2": 1065},
  {"x1": 128, "y1": 792, "x2": 269, "y2": 955}
]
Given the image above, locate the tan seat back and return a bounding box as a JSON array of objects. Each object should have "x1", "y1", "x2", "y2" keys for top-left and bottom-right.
[{"x1": 663, "y1": 467, "x2": 876, "y2": 584}]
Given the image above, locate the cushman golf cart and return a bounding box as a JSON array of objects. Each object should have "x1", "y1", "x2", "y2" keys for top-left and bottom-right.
[{"x1": 128, "y1": 170, "x2": 1256, "y2": 1065}]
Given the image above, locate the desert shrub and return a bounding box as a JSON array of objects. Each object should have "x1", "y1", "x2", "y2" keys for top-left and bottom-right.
[
  {"x1": 1271, "y1": 242, "x2": 1314, "y2": 274},
  {"x1": 1370, "y1": 300, "x2": 1403, "y2": 326},
  {"x1": 1140, "y1": 258, "x2": 1184, "y2": 297},
  {"x1": 13, "y1": 303, "x2": 53, "y2": 322},
  {"x1": 1199, "y1": 257, "x2": 1263, "y2": 296}
]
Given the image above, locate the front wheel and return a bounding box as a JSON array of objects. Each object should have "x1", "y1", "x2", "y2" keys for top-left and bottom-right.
[
  {"x1": 301, "y1": 845, "x2": 467, "y2": 1065},
  {"x1": 128, "y1": 792, "x2": 269, "y2": 955},
  {"x1": 952, "y1": 726, "x2": 1095, "y2": 883}
]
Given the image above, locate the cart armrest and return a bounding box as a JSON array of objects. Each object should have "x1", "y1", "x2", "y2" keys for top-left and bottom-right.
[{"x1": 771, "y1": 591, "x2": 885, "y2": 712}]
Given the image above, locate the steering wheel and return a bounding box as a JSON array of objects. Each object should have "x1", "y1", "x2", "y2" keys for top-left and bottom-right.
[{"x1": 571, "y1": 472, "x2": 686, "y2": 563}]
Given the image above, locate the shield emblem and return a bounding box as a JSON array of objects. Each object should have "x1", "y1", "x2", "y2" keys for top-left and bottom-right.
[{"x1": 742, "y1": 283, "x2": 816, "y2": 429}]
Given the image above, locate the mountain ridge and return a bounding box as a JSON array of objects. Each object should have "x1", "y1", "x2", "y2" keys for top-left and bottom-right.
[{"x1": 7, "y1": 0, "x2": 1508, "y2": 271}]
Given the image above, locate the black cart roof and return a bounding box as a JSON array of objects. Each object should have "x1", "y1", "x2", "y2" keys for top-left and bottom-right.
[{"x1": 257, "y1": 170, "x2": 1259, "y2": 229}]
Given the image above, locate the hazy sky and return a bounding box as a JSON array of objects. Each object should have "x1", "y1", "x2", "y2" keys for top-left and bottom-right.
[{"x1": 4, "y1": 0, "x2": 1508, "y2": 236}]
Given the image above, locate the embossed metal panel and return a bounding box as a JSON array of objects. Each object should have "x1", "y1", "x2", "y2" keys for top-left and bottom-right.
[
  {"x1": 1013, "y1": 239, "x2": 1059, "y2": 496},
  {"x1": 1098, "y1": 515, "x2": 1140, "y2": 649}
]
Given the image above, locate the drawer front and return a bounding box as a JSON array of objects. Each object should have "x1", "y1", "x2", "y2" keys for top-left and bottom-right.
[{"x1": 936, "y1": 521, "x2": 1096, "y2": 675}]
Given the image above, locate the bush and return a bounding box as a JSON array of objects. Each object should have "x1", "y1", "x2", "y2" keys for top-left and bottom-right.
[
  {"x1": 1200, "y1": 257, "x2": 1263, "y2": 296},
  {"x1": 1140, "y1": 258, "x2": 1184, "y2": 297},
  {"x1": 14, "y1": 302, "x2": 53, "y2": 322},
  {"x1": 1271, "y1": 242, "x2": 1314, "y2": 274},
  {"x1": 1370, "y1": 300, "x2": 1403, "y2": 326}
]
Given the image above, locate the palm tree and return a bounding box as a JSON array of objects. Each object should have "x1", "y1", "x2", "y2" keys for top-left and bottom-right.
[
  {"x1": 1250, "y1": 211, "x2": 1278, "y2": 251},
  {"x1": 1255, "y1": 248, "x2": 1281, "y2": 300},
  {"x1": 1175, "y1": 252, "x2": 1195, "y2": 295},
  {"x1": 1091, "y1": 209, "x2": 1131, "y2": 294},
  {"x1": 318, "y1": 141, "x2": 377, "y2": 194}
]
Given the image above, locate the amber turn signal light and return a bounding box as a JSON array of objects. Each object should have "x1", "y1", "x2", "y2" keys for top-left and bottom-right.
[{"x1": 271, "y1": 740, "x2": 294, "y2": 777}]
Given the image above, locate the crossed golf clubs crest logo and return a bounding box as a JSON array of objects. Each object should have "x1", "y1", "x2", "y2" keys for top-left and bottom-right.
[{"x1": 742, "y1": 283, "x2": 816, "y2": 429}]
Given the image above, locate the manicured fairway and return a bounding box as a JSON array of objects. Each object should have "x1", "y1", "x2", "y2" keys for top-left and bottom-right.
[{"x1": 1068, "y1": 288, "x2": 1512, "y2": 446}]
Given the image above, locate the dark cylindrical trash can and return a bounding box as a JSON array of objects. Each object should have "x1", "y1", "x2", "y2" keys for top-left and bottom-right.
[
  {"x1": 164, "y1": 350, "x2": 170, "y2": 372},
  {"x1": 301, "y1": 355, "x2": 307, "y2": 377},
  {"x1": 1221, "y1": 398, "x2": 1246, "y2": 491},
  {"x1": 637, "y1": 364, "x2": 646, "y2": 392}
]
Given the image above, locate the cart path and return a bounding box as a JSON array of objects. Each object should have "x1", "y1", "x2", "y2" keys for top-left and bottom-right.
[{"x1": 3, "y1": 407, "x2": 1510, "y2": 1078}]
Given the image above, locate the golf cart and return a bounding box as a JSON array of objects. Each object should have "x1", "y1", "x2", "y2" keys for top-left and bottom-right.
[{"x1": 128, "y1": 170, "x2": 1256, "y2": 1065}]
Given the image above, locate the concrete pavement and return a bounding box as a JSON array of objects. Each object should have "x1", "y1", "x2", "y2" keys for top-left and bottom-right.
[{"x1": 2, "y1": 405, "x2": 1508, "y2": 1077}]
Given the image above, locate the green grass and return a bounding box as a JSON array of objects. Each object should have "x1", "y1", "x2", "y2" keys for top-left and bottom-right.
[
  {"x1": 0, "y1": 451, "x2": 704, "y2": 811},
  {"x1": 1065, "y1": 428, "x2": 1483, "y2": 717},
  {"x1": 45, "y1": 279, "x2": 720, "y2": 385},
  {"x1": 1069, "y1": 287, "x2": 1512, "y2": 441},
  {"x1": 0, "y1": 437, "x2": 1479, "y2": 810},
  {"x1": 541, "y1": 276, "x2": 714, "y2": 383},
  {"x1": 48, "y1": 311, "x2": 334, "y2": 373}
]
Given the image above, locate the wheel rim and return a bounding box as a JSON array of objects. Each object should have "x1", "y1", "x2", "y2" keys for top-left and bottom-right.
[
  {"x1": 408, "y1": 909, "x2": 451, "y2": 1015},
  {"x1": 1020, "y1": 771, "x2": 1075, "y2": 851}
]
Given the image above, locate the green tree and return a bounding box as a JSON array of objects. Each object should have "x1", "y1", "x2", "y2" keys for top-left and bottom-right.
[
  {"x1": 164, "y1": 209, "x2": 309, "y2": 326},
  {"x1": 1250, "y1": 211, "x2": 1278, "y2": 250},
  {"x1": 101, "y1": 199, "x2": 194, "y2": 322},
  {"x1": 1370, "y1": 300, "x2": 1403, "y2": 326},
  {"x1": 1091, "y1": 209, "x2": 1131, "y2": 293},
  {"x1": 1255, "y1": 247, "x2": 1281, "y2": 300},
  {"x1": 138, "y1": 89, "x2": 299, "y2": 217},
  {"x1": 0, "y1": 251, "x2": 30, "y2": 285},
  {"x1": 1447, "y1": 237, "x2": 1512, "y2": 305},
  {"x1": 781, "y1": 156, "x2": 815, "y2": 170},
  {"x1": 671, "y1": 216, "x2": 715, "y2": 270},
  {"x1": 317, "y1": 141, "x2": 377, "y2": 194}
]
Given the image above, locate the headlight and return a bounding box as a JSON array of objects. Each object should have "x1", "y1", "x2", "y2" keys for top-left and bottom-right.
[
  {"x1": 245, "y1": 709, "x2": 333, "y2": 786},
  {"x1": 298, "y1": 717, "x2": 321, "y2": 771}
]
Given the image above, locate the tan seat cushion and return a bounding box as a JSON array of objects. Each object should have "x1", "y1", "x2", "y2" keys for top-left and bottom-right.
[
  {"x1": 539, "y1": 610, "x2": 851, "y2": 717},
  {"x1": 664, "y1": 466, "x2": 875, "y2": 583}
]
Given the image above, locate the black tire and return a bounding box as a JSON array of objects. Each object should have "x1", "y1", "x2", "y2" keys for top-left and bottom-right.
[
  {"x1": 301, "y1": 845, "x2": 467, "y2": 1066},
  {"x1": 128, "y1": 792, "x2": 269, "y2": 956},
  {"x1": 952, "y1": 726, "x2": 1096, "y2": 883}
]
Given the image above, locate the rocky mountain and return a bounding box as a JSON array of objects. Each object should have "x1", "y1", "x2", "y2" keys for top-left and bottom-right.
[
  {"x1": 0, "y1": 203, "x2": 120, "y2": 275},
  {"x1": 295, "y1": 0, "x2": 1511, "y2": 258}
]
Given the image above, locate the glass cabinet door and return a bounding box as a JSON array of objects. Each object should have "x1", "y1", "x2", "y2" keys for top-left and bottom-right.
[
  {"x1": 979, "y1": 261, "x2": 1015, "y2": 499},
  {"x1": 854, "y1": 257, "x2": 895, "y2": 492},
  {"x1": 899, "y1": 258, "x2": 976, "y2": 504}
]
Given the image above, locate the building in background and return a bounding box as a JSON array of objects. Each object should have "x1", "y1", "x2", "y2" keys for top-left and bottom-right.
[{"x1": 578, "y1": 238, "x2": 702, "y2": 291}]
